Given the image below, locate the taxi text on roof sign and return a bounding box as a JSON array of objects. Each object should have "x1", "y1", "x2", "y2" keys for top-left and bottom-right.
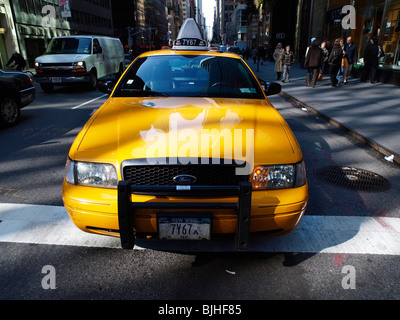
[{"x1": 172, "y1": 18, "x2": 208, "y2": 51}]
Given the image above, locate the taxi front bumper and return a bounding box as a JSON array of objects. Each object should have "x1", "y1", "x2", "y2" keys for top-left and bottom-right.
[
  {"x1": 62, "y1": 181, "x2": 308, "y2": 251},
  {"x1": 118, "y1": 181, "x2": 252, "y2": 251}
]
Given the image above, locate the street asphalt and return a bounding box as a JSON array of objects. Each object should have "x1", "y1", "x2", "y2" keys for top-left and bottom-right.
[{"x1": 248, "y1": 59, "x2": 400, "y2": 165}]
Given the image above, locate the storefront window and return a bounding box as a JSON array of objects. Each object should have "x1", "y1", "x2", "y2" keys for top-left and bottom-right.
[
  {"x1": 352, "y1": 0, "x2": 386, "y2": 63},
  {"x1": 325, "y1": 0, "x2": 353, "y2": 42},
  {"x1": 27, "y1": 0, "x2": 36, "y2": 15},
  {"x1": 18, "y1": 0, "x2": 27, "y2": 13},
  {"x1": 382, "y1": 1, "x2": 400, "y2": 69},
  {"x1": 308, "y1": 0, "x2": 400, "y2": 78}
]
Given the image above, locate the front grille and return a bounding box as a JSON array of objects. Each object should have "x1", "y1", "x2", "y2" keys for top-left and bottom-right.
[
  {"x1": 41, "y1": 63, "x2": 73, "y2": 67},
  {"x1": 123, "y1": 164, "x2": 249, "y2": 186},
  {"x1": 39, "y1": 69, "x2": 76, "y2": 76}
]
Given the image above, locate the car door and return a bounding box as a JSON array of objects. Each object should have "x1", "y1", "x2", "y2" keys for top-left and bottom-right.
[
  {"x1": 93, "y1": 38, "x2": 105, "y2": 78},
  {"x1": 101, "y1": 38, "x2": 113, "y2": 76}
]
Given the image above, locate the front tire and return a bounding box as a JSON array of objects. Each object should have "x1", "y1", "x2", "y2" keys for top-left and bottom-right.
[
  {"x1": 87, "y1": 70, "x2": 98, "y2": 91},
  {"x1": 0, "y1": 96, "x2": 20, "y2": 127}
]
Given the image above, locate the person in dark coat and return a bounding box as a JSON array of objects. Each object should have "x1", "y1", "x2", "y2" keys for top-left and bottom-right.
[
  {"x1": 343, "y1": 36, "x2": 358, "y2": 84},
  {"x1": 282, "y1": 45, "x2": 296, "y2": 83},
  {"x1": 361, "y1": 37, "x2": 379, "y2": 83},
  {"x1": 304, "y1": 38, "x2": 323, "y2": 88},
  {"x1": 327, "y1": 39, "x2": 344, "y2": 87},
  {"x1": 321, "y1": 41, "x2": 330, "y2": 74},
  {"x1": 6, "y1": 51, "x2": 26, "y2": 71}
]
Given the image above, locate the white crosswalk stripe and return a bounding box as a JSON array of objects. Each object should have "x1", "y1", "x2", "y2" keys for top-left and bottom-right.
[{"x1": 1, "y1": 203, "x2": 400, "y2": 255}]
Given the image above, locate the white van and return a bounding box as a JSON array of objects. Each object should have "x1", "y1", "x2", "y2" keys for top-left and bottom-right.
[{"x1": 34, "y1": 36, "x2": 125, "y2": 92}]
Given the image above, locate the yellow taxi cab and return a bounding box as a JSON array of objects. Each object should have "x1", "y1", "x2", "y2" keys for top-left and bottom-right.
[{"x1": 62, "y1": 18, "x2": 308, "y2": 250}]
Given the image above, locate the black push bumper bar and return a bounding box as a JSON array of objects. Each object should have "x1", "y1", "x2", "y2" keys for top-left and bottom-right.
[{"x1": 117, "y1": 181, "x2": 252, "y2": 251}]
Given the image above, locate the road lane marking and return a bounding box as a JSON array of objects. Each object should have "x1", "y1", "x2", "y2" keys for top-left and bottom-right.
[
  {"x1": 0, "y1": 203, "x2": 121, "y2": 248},
  {"x1": 0, "y1": 203, "x2": 400, "y2": 254},
  {"x1": 71, "y1": 94, "x2": 108, "y2": 110},
  {"x1": 23, "y1": 124, "x2": 56, "y2": 141}
]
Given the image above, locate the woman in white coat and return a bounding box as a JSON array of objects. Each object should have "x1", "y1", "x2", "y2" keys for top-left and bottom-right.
[{"x1": 273, "y1": 43, "x2": 285, "y2": 80}]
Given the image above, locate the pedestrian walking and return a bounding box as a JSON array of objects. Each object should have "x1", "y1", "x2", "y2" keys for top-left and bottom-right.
[
  {"x1": 245, "y1": 47, "x2": 250, "y2": 60},
  {"x1": 343, "y1": 36, "x2": 358, "y2": 84},
  {"x1": 304, "y1": 38, "x2": 323, "y2": 88},
  {"x1": 337, "y1": 38, "x2": 346, "y2": 84},
  {"x1": 328, "y1": 39, "x2": 344, "y2": 87},
  {"x1": 273, "y1": 43, "x2": 284, "y2": 81},
  {"x1": 321, "y1": 41, "x2": 329, "y2": 75},
  {"x1": 282, "y1": 45, "x2": 296, "y2": 83},
  {"x1": 259, "y1": 46, "x2": 265, "y2": 65},
  {"x1": 252, "y1": 47, "x2": 258, "y2": 64},
  {"x1": 361, "y1": 37, "x2": 380, "y2": 83},
  {"x1": 6, "y1": 51, "x2": 26, "y2": 71}
]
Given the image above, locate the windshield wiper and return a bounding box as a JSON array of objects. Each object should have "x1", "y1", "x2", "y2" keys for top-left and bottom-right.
[{"x1": 120, "y1": 88, "x2": 170, "y2": 97}]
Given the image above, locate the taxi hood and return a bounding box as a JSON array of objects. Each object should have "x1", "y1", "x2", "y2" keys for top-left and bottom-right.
[{"x1": 71, "y1": 97, "x2": 303, "y2": 173}]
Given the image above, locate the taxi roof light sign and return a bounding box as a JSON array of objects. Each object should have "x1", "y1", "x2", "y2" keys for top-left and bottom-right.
[{"x1": 172, "y1": 18, "x2": 208, "y2": 51}]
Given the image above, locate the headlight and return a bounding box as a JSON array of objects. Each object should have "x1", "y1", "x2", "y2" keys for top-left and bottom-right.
[
  {"x1": 65, "y1": 159, "x2": 118, "y2": 188},
  {"x1": 251, "y1": 160, "x2": 306, "y2": 190},
  {"x1": 72, "y1": 61, "x2": 86, "y2": 72},
  {"x1": 73, "y1": 61, "x2": 85, "y2": 67},
  {"x1": 34, "y1": 62, "x2": 39, "y2": 68}
]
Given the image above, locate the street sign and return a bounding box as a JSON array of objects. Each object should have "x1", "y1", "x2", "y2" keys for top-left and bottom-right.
[{"x1": 61, "y1": 0, "x2": 71, "y2": 18}]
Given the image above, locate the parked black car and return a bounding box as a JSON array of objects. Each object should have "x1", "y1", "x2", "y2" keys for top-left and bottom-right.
[{"x1": 0, "y1": 69, "x2": 35, "y2": 127}]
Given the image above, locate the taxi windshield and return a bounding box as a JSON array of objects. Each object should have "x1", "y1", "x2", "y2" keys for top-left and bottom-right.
[{"x1": 113, "y1": 55, "x2": 264, "y2": 99}]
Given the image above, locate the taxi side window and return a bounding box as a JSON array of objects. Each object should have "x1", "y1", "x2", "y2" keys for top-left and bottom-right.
[{"x1": 119, "y1": 58, "x2": 149, "y2": 90}]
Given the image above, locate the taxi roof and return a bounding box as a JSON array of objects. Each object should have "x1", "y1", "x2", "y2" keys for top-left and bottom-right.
[
  {"x1": 139, "y1": 18, "x2": 242, "y2": 59},
  {"x1": 172, "y1": 18, "x2": 208, "y2": 51}
]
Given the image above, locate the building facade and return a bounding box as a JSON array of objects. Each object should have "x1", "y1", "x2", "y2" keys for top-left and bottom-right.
[
  {"x1": 6, "y1": 0, "x2": 74, "y2": 68},
  {"x1": 230, "y1": 3, "x2": 247, "y2": 42},
  {"x1": 0, "y1": 0, "x2": 18, "y2": 69},
  {"x1": 304, "y1": 0, "x2": 400, "y2": 83},
  {"x1": 167, "y1": 0, "x2": 183, "y2": 45},
  {"x1": 111, "y1": 0, "x2": 135, "y2": 51},
  {"x1": 1, "y1": 0, "x2": 114, "y2": 69},
  {"x1": 70, "y1": 0, "x2": 113, "y2": 37}
]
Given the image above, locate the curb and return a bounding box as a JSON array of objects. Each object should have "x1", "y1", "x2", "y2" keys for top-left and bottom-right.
[{"x1": 280, "y1": 90, "x2": 400, "y2": 166}]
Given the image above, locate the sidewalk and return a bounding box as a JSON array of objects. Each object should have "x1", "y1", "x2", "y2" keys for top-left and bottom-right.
[{"x1": 248, "y1": 59, "x2": 400, "y2": 165}]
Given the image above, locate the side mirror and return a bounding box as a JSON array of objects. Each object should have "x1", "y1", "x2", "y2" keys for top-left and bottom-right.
[
  {"x1": 258, "y1": 78, "x2": 267, "y2": 91},
  {"x1": 264, "y1": 82, "x2": 281, "y2": 96},
  {"x1": 98, "y1": 80, "x2": 114, "y2": 94}
]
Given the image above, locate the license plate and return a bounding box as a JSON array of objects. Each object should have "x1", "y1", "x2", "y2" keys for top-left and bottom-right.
[
  {"x1": 158, "y1": 216, "x2": 211, "y2": 240},
  {"x1": 52, "y1": 77, "x2": 62, "y2": 83}
]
